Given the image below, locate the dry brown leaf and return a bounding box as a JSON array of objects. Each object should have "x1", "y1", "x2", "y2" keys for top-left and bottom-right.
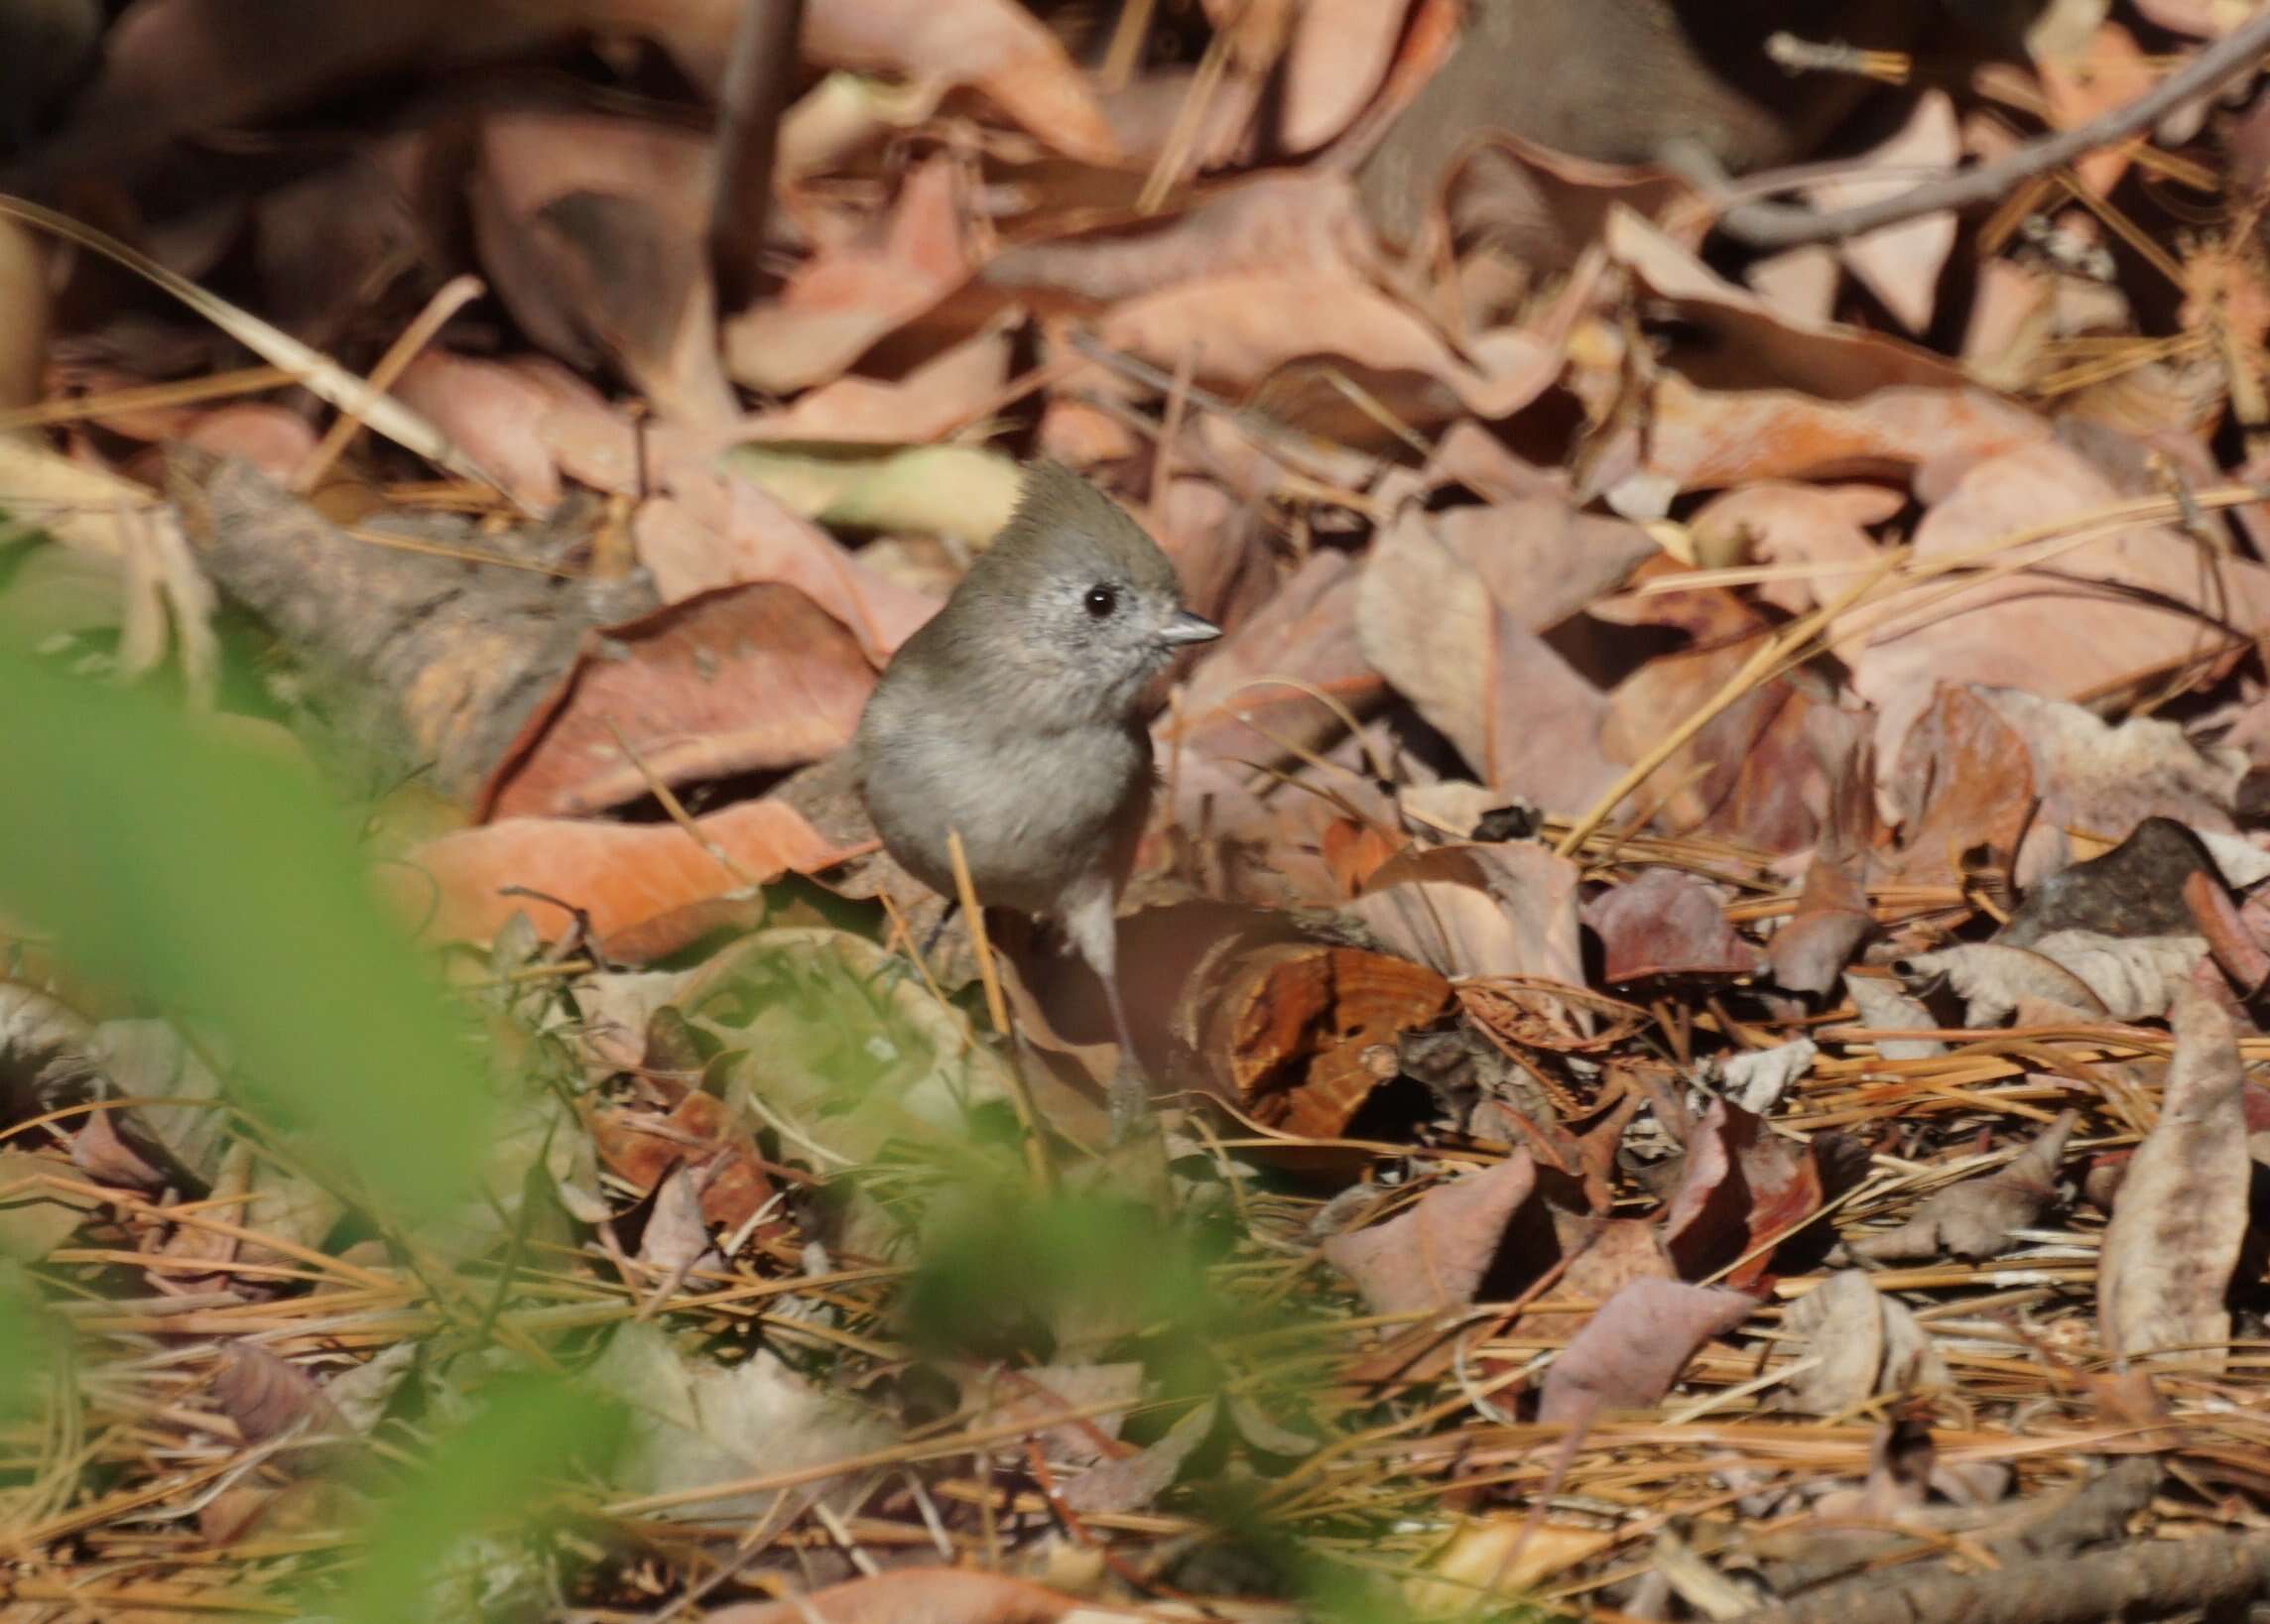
[
  {"x1": 1323, "y1": 1153, "x2": 1539, "y2": 1315},
  {"x1": 474, "y1": 583, "x2": 877, "y2": 821},
  {"x1": 631, "y1": 467, "x2": 942, "y2": 662},
  {"x1": 1805, "y1": 90, "x2": 1960, "y2": 335},
  {"x1": 724, "y1": 156, "x2": 974, "y2": 394},
  {"x1": 1976, "y1": 689, "x2": 2246, "y2": 885},
  {"x1": 1780, "y1": 1269, "x2": 1950, "y2": 1415},
  {"x1": 390, "y1": 350, "x2": 570, "y2": 514},
  {"x1": 1846, "y1": 1111, "x2": 2077, "y2": 1263},
  {"x1": 1096, "y1": 271, "x2": 1561, "y2": 421},
  {"x1": 2099, "y1": 977, "x2": 2251, "y2": 1371},
  {"x1": 402, "y1": 800, "x2": 856, "y2": 946},
  {"x1": 1536, "y1": 1278, "x2": 1757, "y2": 1423},
  {"x1": 1582, "y1": 867, "x2": 1761, "y2": 983},
  {"x1": 1168, "y1": 548, "x2": 1380, "y2": 772},
  {"x1": 1346, "y1": 842, "x2": 1584, "y2": 988},
  {"x1": 469, "y1": 106, "x2": 735, "y2": 427},
  {"x1": 1686, "y1": 482, "x2": 1900, "y2": 617},
  {"x1": 1659, "y1": 1101, "x2": 1831, "y2": 1286},
  {"x1": 1849, "y1": 442, "x2": 2270, "y2": 776},
  {"x1": 1357, "y1": 506, "x2": 1616, "y2": 805},
  {"x1": 1882, "y1": 684, "x2": 2036, "y2": 888},
  {"x1": 801, "y1": 0, "x2": 1117, "y2": 166}
]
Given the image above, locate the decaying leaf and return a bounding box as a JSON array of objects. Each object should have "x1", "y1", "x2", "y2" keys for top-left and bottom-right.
[
  {"x1": 1847, "y1": 1110, "x2": 2077, "y2": 1263},
  {"x1": 1323, "y1": 1153, "x2": 1539, "y2": 1316},
  {"x1": 2099, "y1": 979, "x2": 2250, "y2": 1372}
]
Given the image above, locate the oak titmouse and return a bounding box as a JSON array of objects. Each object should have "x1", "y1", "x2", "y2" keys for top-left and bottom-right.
[{"x1": 854, "y1": 461, "x2": 1219, "y2": 1126}]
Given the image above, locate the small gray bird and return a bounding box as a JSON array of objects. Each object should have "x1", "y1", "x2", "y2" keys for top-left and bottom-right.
[{"x1": 854, "y1": 461, "x2": 1220, "y2": 1125}]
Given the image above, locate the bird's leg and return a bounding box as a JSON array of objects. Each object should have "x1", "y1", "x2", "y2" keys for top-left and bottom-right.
[
  {"x1": 1060, "y1": 881, "x2": 1153, "y2": 1144},
  {"x1": 1097, "y1": 968, "x2": 1151, "y2": 1144}
]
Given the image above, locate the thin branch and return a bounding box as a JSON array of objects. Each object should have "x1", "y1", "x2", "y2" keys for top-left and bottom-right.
[{"x1": 1705, "y1": 11, "x2": 2270, "y2": 248}]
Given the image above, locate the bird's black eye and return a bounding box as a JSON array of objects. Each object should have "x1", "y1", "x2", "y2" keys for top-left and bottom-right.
[{"x1": 1083, "y1": 584, "x2": 1117, "y2": 617}]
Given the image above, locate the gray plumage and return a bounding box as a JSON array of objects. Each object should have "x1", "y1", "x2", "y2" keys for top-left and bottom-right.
[{"x1": 853, "y1": 461, "x2": 1218, "y2": 1105}]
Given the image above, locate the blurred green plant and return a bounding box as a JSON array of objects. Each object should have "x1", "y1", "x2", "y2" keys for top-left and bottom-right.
[
  {"x1": 0, "y1": 647, "x2": 492, "y2": 1216},
  {"x1": 332, "y1": 1375, "x2": 623, "y2": 1624}
]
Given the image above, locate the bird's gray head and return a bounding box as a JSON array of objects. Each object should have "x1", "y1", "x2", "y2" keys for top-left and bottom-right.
[{"x1": 949, "y1": 461, "x2": 1219, "y2": 719}]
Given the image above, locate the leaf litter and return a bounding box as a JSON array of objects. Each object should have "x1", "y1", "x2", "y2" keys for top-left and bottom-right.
[{"x1": 6, "y1": 4, "x2": 2270, "y2": 1622}]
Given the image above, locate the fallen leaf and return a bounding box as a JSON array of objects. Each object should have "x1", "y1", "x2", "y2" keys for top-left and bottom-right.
[
  {"x1": 591, "y1": 1319, "x2": 887, "y2": 1521},
  {"x1": 1780, "y1": 1270, "x2": 1950, "y2": 1416},
  {"x1": 403, "y1": 800, "x2": 856, "y2": 947},
  {"x1": 2099, "y1": 977, "x2": 2250, "y2": 1371},
  {"x1": 1323, "y1": 1153, "x2": 1540, "y2": 1315},
  {"x1": 1279, "y1": 0, "x2": 1411, "y2": 150},
  {"x1": 475, "y1": 583, "x2": 878, "y2": 821},
  {"x1": 1659, "y1": 1101, "x2": 1829, "y2": 1285},
  {"x1": 1061, "y1": 1398, "x2": 1218, "y2": 1515},
  {"x1": 1850, "y1": 443, "x2": 2270, "y2": 777},
  {"x1": 1846, "y1": 1111, "x2": 2077, "y2": 1263},
  {"x1": 1536, "y1": 1278, "x2": 1756, "y2": 1423},
  {"x1": 1582, "y1": 867, "x2": 1761, "y2": 983},
  {"x1": 1906, "y1": 934, "x2": 2204, "y2": 1025},
  {"x1": 1357, "y1": 506, "x2": 1617, "y2": 806},
  {"x1": 1806, "y1": 91, "x2": 1960, "y2": 334},
  {"x1": 1346, "y1": 843, "x2": 1584, "y2": 988},
  {"x1": 723, "y1": 156, "x2": 974, "y2": 394}
]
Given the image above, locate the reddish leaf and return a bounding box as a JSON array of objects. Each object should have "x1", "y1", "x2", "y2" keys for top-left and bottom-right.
[
  {"x1": 1323, "y1": 1153, "x2": 1539, "y2": 1316},
  {"x1": 1583, "y1": 867, "x2": 1761, "y2": 983},
  {"x1": 1536, "y1": 1278, "x2": 1757, "y2": 1424},
  {"x1": 403, "y1": 800, "x2": 857, "y2": 946},
  {"x1": 476, "y1": 584, "x2": 877, "y2": 821}
]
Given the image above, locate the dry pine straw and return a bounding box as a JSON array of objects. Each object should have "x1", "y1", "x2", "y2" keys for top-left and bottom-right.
[{"x1": 7, "y1": 971, "x2": 2266, "y2": 1620}]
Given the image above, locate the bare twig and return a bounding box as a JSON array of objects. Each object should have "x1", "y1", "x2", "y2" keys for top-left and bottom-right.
[{"x1": 1704, "y1": 11, "x2": 2270, "y2": 248}]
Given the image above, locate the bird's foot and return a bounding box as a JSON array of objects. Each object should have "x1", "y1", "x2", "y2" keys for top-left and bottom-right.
[{"x1": 1106, "y1": 1059, "x2": 1154, "y2": 1147}]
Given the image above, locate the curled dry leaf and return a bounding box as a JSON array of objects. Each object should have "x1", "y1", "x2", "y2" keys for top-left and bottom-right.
[
  {"x1": 402, "y1": 801, "x2": 856, "y2": 948},
  {"x1": 475, "y1": 583, "x2": 879, "y2": 820},
  {"x1": 1536, "y1": 1278, "x2": 1757, "y2": 1424},
  {"x1": 2099, "y1": 978, "x2": 2251, "y2": 1372},
  {"x1": 1659, "y1": 1100, "x2": 1832, "y2": 1286},
  {"x1": 1779, "y1": 1269, "x2": 1950, "y2": 1416},
  {"x1": 1582, "y1": 866, "x2": 1762, "y2": 983},
  {"x1": 1845, "y1": 1110, "x2": 2077, "y2": 1263},
  {"x1": 1193, "y1": 939, "x2": 1452, "y2": 1139},
  {"x1": 1322, "y1": 1152, "x2": 1539, "y2": 1316}
]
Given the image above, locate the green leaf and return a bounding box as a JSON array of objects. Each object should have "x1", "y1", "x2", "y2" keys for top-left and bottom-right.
[
  {"x1": 0, "y1": 651, "x2": 490, "y2": 1216},
  {"x1": 338, "y1": 1376, "x2": 622, "y2": 1624}
]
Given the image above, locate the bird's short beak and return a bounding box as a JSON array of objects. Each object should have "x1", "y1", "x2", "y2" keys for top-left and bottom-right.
[{"x1": 1161, "y1": 609, "x2": 1221, "y2": 646}]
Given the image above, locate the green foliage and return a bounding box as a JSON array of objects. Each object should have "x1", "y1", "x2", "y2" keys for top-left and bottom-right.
[
  {"x1": 0, "y1": 1264, "x2": 58, "y2": 1425},
  {"x1": 334, "y1": 1375, "x2": 623, "y2": 1624},
  {"x1": 0, "y1": 649, "x2": 491, "y2": 1217},
  {"x1": 902, "y1": 1187, "x2": 1222, "y2": 1363}
]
